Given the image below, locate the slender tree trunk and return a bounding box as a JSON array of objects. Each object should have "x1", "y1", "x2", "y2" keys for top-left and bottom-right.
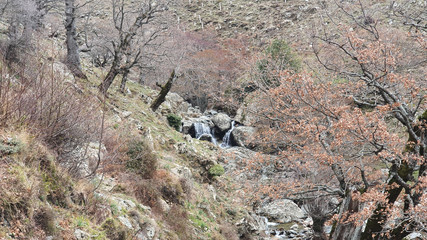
[
  {"x1": 99, "y1": 48, "x2": 122, "y2": 95},
  {"x1": 150, "y1": 70, "x2": 176, "y2": 112},
  {"x1": 120, "y1": 69, "x2": 130, "y2": 93},
  {"x1": 65, "y1": 0, "x2": 87, "y2": 79},
  {"x1": 99, "y1": 66, "x2": 119, "y2": 95}
]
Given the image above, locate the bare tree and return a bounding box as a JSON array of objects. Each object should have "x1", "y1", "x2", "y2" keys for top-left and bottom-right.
[
  {"x1": 98, "y1": 0, "x2": 167, "y2": 95},
  {"x1": 64, "y1": 0, "x2": 88, "y2": 79}
]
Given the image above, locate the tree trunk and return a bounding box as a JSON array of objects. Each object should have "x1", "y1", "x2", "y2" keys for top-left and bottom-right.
[
  {"x1": 331, "y1": 191, "x2": 363, "y2": 240},
  {"x1": 99, "y1": 48, "x2": 122, "y2": 95},
  {"x1": 150, "y1": 70, "x2": 176, "y2": 112},
  {"x1": 120, "y1": 69, "x2": 129, "y2": 93},
  {"x1": 99, "y1": 67, "x2": 119, "y2": 95},
  {"x1": 65, "y1": 0, "x2": 87, "y2": 79}
]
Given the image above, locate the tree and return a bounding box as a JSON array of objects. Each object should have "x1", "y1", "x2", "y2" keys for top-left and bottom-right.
[
  {"x1": 150, "y1": 69, "x2": 176, "y2": 112},
  {"x1": 64, "y1": 0, "x2": 87, "y2": 79},
  {"x1": 98, "y1": 0, "x2": 166, "y2": 95},
  {"x1": 248, "y1": 1, "x2": 426, "y2": 239}
]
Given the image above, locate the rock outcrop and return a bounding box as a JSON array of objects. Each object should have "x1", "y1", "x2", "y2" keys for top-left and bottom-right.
[
  {"x1": 257, "y1": 199, "x2": 306, "y2": 224},
  {"x1": 231, "y1": 126, "x2": 257, "y2": 148}
]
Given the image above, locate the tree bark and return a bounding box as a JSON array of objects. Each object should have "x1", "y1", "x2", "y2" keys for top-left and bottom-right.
[
  {"x1": 99, "y1": 48, "x2": 121, "y2": 95},
  {"x1": 120, "y1": 69, "x2": 130, "y2": 93},
  {"x1": 150, "y1": 70, "x2": 176, "y2": 112},
  {"x1": 65, "y1": 0, "x2": 87, "y2": 79},
  {"x1": 331, "y1": 192, "x2": 363, "y2": 240}
]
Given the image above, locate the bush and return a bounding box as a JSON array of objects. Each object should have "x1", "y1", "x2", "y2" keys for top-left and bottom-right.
[
  {"x1": 101, "y1": 218, "x2": 128, "y2": 240},
  {"x1": 34, "y1": 206, "x2": 56, "y2": 235},
  {"x1": 256, "y1": 39, "x2": 301, "y2": 88},
  {"x1": 134, "y1": 180, "x2": 161, "y2": 208},
  {"x1": 126, "y1": 140, "x2": 157, "y2": 179},
  {"x1": 208, "y1": 164, "x2": 225, "y2": 177},
  {"x1": 167, "y1": 114, "x2": 182, "y2": 131}
]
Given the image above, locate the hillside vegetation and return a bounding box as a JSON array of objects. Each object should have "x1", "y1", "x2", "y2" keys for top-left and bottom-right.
[{"x1": 0, "y1": 0, "x2": 426, "y2": 240}]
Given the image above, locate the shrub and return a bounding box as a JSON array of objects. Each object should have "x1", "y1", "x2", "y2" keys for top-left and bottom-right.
[
  {"x1": 126, "y1": 140, "x2": 157, "y2": 179},
  {"x1": 208, "y1": 164, "x2": 225, "y2": 177},
  {"x1": 40, "y1": 156, "x2": 73, "y2": 207},
  {"x1": 34, "y1": 206, "x2": 56, "y2": 235},
  {"x1": 101, "y1": 218, "x2": 128, "y2": 240},
  {"x1": 134, "y1": 180, "x2": 161, "y2": 208},
  {"x1": 167, "y1": 114, "x2": 182, "y2": 131},
  {"x1": 164, "y1": 204, "x2": 192, "y2": 239}
]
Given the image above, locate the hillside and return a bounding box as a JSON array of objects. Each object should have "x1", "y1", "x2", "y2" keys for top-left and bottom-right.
[{"x1": 0, "y1": 0, "x2": 426, "y2": 240}]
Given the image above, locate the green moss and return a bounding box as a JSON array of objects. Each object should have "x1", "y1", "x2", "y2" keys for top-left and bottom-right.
[
  {"x1": 40, "y1": 158, "x2": 72, "y2": 207},
  {"x1": 418, "y1": 110, "x2": 427, "y2": 121},
  {"x1": 208, "y1": 164, "x2": 225, "y2": 177}
]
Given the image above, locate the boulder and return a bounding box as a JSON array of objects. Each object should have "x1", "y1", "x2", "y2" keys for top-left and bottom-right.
[
  {"x1": 211, "y1": 113, "x2": 232, "y2": 132},
  {"x1": 74, "y1": 229, "x2": 90, "y2": 240},
  {"x1": 198, "y1": 134, "x2": 213, "y2": 142},
  {"x1": 182, "y1": 116, "x2": 214, "y2": 135},
  {"x1": 64, "y1": 142, "x2": 106, "y2": 177},
  {"x1": 235, "y1": 92, "x2": 261, "y2": 126},
  {"x1": 257, "y1": 199, "x2": 306, "y2": 224},
  {"x1": 231, "y1": 126, "x2": 256, "y2": 148},
  {"x1": 236, "y1": 213, "x2": 268, "y2": 239}
]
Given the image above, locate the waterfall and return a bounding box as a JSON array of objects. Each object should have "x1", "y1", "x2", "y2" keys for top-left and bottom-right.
[
  {"x1": 194, "y1": 122, "x2": 211, "y2": 139},
  {"x1": 220, "y1": 120, "x2": 235, "y2": 148},
  {"x1": 194, "y1": 122, "x2": 217, "y2": 145},
  {"x1": 262, "y1": 217, "x2": 287, "y2": 239}
]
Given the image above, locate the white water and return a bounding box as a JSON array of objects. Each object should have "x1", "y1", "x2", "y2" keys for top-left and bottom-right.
[
  {"x1": 194, "y1": 122, "x2": 211, "y2": 139},
  {"x1": 194, "y1": 122, "x2": 217, "y2": 145},
  {"x1": 220, "y1": 120, "x2": 235, "y2": 148},
  {"x1": 262, "y1": 217, "x2": 288, "y2": 239}
]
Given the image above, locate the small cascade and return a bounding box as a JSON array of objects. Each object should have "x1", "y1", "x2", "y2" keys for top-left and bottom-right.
[
  {"x1": 211, "y1": 128, "x2": 218, "y2": 145},
  {"x1": 262, "y1": 217, "x2": 287, "y2": 239},
  {"x1": 193, "y1": 122, "x2": 217, "y2": 145},
  {"x1": 220, "y1": 121, "x2": 235, "y2": 148},
  {"x1": 194, "y1": 122, "x2": 211, "y2": 139}
]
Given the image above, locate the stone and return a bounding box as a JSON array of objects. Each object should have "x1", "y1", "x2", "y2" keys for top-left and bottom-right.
[
  {"x1": 231, "y1": 126, "x2": 257, "y2": 148},
  {"x1": 118, "y1": 216, "x2": 133, "y2": 229},
  {"x1": 121, "y1": 111, "x2": 132, "y2": 118},
  {"x1": 64, "y1": 142, "x2": 107, "y2": 177},
  {"x1": 136, "y1": 218, "x2": 157, "y2": 240},
  {"x1": 74, "y1": 229, "x2": 90, "y2": 240},
  {"x1": 198, "y1": 133, "x2": 213, "y2": 142},
  {"x1": 174, "y1": 142, "x2": 188, "y2": 154},
  {"x1": 171, "y1": 165, "x2": 192, "y2": 179},
  {"x1": 404, "y1": 232, "x2": 423, "y2": 240},
  {"x1": 211, "y1": 113, "x2": 232, "y2": 132},
  {"x1": 158, "y1": 198, "x2": 170, "y2": 212},
  {"x1": 257, "y1": 199, "x2": 306, "y2": 223},
  {"x1": 183, "y1": 134, "x2": 193, "y2": 143},
  {"x1": 236, "y1": 213, "x2": 268, "y2": 238},
  {"x1": 112, "y1": 114, "x2": 122, "y2": 123}
]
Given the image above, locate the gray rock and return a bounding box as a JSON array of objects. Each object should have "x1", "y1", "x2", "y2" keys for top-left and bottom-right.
[
  {"x1": 64, "y1": 142, "x2": 106, "y2": 177},
  {"x1": 231, "y1": 126, "x2": 256, "y2": 148},
  {"x1": 198, "y1": 133, "x2": 213, "y2": 142},
  {"x1": 158, "y1": 198, "x2": 170, "y2": 212},
  {"x1": 118, "y1": 216, "x2": 133, "y2": 229},
  {"x1": 212, "y1": 113, "x2": 232, "y2": 132},
  {"x1": 404, "y1": 232, "x2": 423, "y2": 240},
  {"x1": 257, "y1": 199, "x2": 306, "y2": 223},
  {"x1": 121, "y1": 111, "x2": 132, "y2": 118},
  {"x1": 236, "y1": 214, "x2": 268, "y2": 237},
  {"x1": 171, "y1": 165, "x2": 192, "y2": 179},
  {"x1": 136, "y1": 219, "x2": 157, "y2": 240},
  {"x1": 74, "y1": 229, "x2": 90, "y2": 240}
]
